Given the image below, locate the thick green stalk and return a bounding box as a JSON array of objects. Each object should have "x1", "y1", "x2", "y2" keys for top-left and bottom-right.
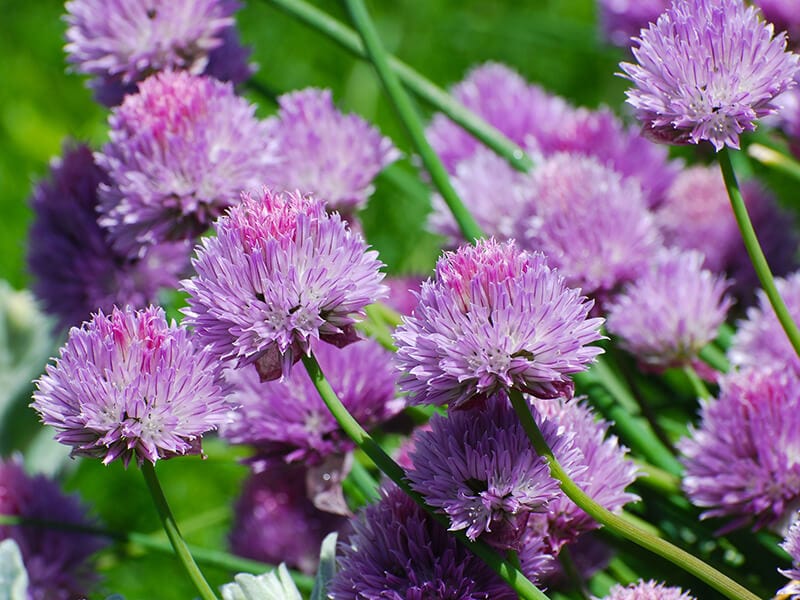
[
  {"x1": 719, "y1": 148, "x2": 800, "y2": 359},
  {"x1": 141, "y1": 462, "x2": 218, "y2": 600},
  {"x1": 633, "y1": 459, "x2": 682, "y2": 495},
  {"x1": 748, "y1": 143, "x2": 800, "y2": 183},
  {"x1": 683, "y1": 365, "x2": 711, "y2": 400},
  {"x1": 344, "y1": 0, "x2": 483, "y2": 241},
  {"x1": 698, "y1": 341, "x2": 730, "y2": 373},
  {"x1": 300, "y1": 352, "x2": 551, "y2": 600},
  {"x1": 265, "y1": 0, "x2": 533, "y2": 173},
  {"x1": 349, "y1": 460, "x2": 380, "y2": 502},
  {"x1": 508, "y1": 389, "x2": 759, "y2": 600}
]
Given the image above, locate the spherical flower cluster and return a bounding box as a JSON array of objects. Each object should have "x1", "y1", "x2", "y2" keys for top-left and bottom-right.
[
  {"x1": 221, "y1": 339, "x2": 402, "y2": 469},
  {"x1": 27, "y1": 144, "x2": 189, "y2": 331},
  {"x1": 606, "y1": 249, "x2": 732, "y2": 370},
  {"x1": 96, "y1": 71, "x2": 274, "y2": 256},
  {"x1": 781, "y1": 516, "x2": 800, "y2": 582},
  {"x1": 32, "y1": 305, "x2": 230, "y2": 467},
  {"x1": 729, "y1": 272, "x2": 800, "y2": 375},
  {"x1": 621, "y1": 0, "x2": 799, "y2": 151},
  {"x1": 183, "y1": 189, "x2": 387, "y2": 381},
  {"x1": 601, "y1": 580, "x2": 696, "y2": 600},
  {"x1": 0, "y1": 458, "x2": 106, "y2": 599},
  {"x1": 407, "y1": 394, "x2": 563, "y2": 548},
  {"x1": 329, "y1": 485, "x2": 518, "y2": 599},
  {"x1": 229, "y1": 465, "x2": 347, "y2": 575},
  {"x1": 679, "y1": 368, "x2": 800, "y2": 529},
  {"x1": 65, "y1": 0, "x2": 252, "y2": 105},
  {"x1": 521, "y1": 153, "x2": 662, "y2": 301},
  {"x1": 263, "y1": 88, "x2": 399, "y2": 217},
  {"x1": 394, "y1": 239, "x2": 604, "y2": 408}
]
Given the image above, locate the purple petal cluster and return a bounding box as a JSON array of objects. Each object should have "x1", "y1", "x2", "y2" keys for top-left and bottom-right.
[
  {"x1": 394, "y1": 239, "x2": 604, "y2": 408},
  {"x1": 27, "y1": 144, "x2": 190, "y2": 331},
  {"x1": 183, "y1": 189, "x2": 387, "y2": 381},
  {"x1": 781, "y1": 516, "x2": 800, "y2": 581},
  {"x1": 0, "y1": 458, "x2": 106, "y2": 599},
  {"x1": 31, "y1": 305, "x2": 230, "y2": 467},
  {"x1": 221, "y1": 339, "x2": 402, "y2": 469},
  {"x1": 621, "y1": 0, "x2": 799, "y2": 151},
  {"x1": 521, "y1": 153, "x2": 662, "y2": 302},
  {"x1": 263, "y1": 88, "x2": 399, "y2": 217},
  {"x1": 602, "y1": 580, "x2": 696, "y2": 600},
  {"x1": 679, "y1": 368, "x2": 800, "y2": 529},
  {"x1": 96, "y1": 71, "x2": 274, "y2": 256},
  {"x1": 407, "y1": 394, "x2": 560, "y2": 548},
  {"x1": 384, "y1": 275, "x2": 424, "y2": 316},
  {"x1": 229, "y1": 465, "x2": 347, "y2": 575},
  {"x1": 729, "y1": 272, "x2": 800, "y2": 375},
  {"x1": 329, "y1": 485, "x2": 517, "y2": 599},
  {"x1": 606, "y1": 249, "x2": 732, "y2": 369},
  {"x1": 599, "y1": 0, "x2": 667, "y2": 47},
  {"x1": 65, "y1": 0, "x2": 252, "y2": 106}
]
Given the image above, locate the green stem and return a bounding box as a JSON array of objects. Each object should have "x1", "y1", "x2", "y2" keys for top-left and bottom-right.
[
  {"x1": 558, "y1": 546, "x2": 591, "y2": 600},
  {"x1": 508, "y1": 389, "x2": 759, "y2": 600},
  {"x1": 719, "y1": 148, "x2": 800, "y2": 359},
  {"x1": 344, "y1": 0, "x2": 483, "y2": 242},
  {"x1": 265, "y1": 0, "x2": 533, "y2": 173},
  {"x1": 748, "y1": 143, "x2": 800, "y2": 183},
  {"x1": 349, "y1": 459, "x2": 380, "y2": 502},
  {"x1": 141, "y1": 462, "x2": 218, "y2": 600},
  {"x1": 300, "y1": 352, "x2": 551, "y2": 600},
  {"x1": 683, "y1": 365, "x2": 711, "y2": 400},
  {"x1": 698, "y1": 341, "x2": 730, "y2": 373},
  {"x1": 633, "y1": 459, "x2": 682, "y2": 495}
]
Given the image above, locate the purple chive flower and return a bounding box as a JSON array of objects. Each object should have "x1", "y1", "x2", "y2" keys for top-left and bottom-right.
[
  {"x1": 656, "y1": 165, "x2": 797, "y2": 300},
  {"x1": 229, "y1": 465, "x2": 347, "y2": 575},
  {"x1": 384, "y1": 275, "x2": 424, "y2": 316},
  {"x1": 96, "y1": 70, "x2": 274, "y2": 256},
  {"x1": 521, "y1": 153, "x2": 662, "y2": 303},
  {"x1": 183, "y1": 189, "x2": 387, "y2": 381},
  {"x1": 679, "y1": 368, "x2": 800, "y2": 530},
  {"x1": 621, "y1": 0, "x2": 800, "y2": 151},
  {"x1": 407, "y1": 394, "x2": 561, "y2": 549},
  {"x1": 330, "y1": 485, "x2": 518, "y2": 599},
  {"x1": 0, "y1": 458, "x2": 106, "y2": 600},
  {"x1": 394, "y1": 239, "x2": 604, "y2": 408},
  {"x1": 221, "y1": 339, "x2": 402, "y2": 470},
  {"x1": 781, "y1": 516, "x2": 800, "y2": 582},
  {"x1": 31, "y1": 305, "x2": 229, "y2": 467},
  {"x1": 65, "y1": 0, "x2": 253, "y2": 106},
  {"x1": 606, "y1": 249, "x2": 732, "y2": 370},
  {"x1": 428, "y1": 148, "x2": 535, "y2": 245},
  {"x1": 27, "y1": 144, "x2": 190, "y2": 332},
  {"x1": 729, "y1": 272, "x2": 800, "y2": 375},
  {"x1": 599, "y1": 0, "x2": 668, "y2": 47},
  {"x1": 263, "y1": 88, "x2": 399, "y2": 217},
  {"x1": 602, "y1": 580, "x2": 696, "y2": 600}
]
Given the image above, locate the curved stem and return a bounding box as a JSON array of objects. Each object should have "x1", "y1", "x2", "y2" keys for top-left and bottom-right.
[
  {"x1": 508, "y1": 389, "x2": 759, "y2": 600},
  {"x1": 683, "y1": 365, "x2": 711, "y2": 400},
  {"x1": 264, "y1": 0, "x2": 533, "y2": 173},
  {"x1": 141, "y1": 462, "x2": 218, "y2": 600},
  {"x1": 300, "y1": 352, "x2": 551, "y2": 600},
  {"x1": 698, "y1": 341, "x2": 730, "y2": 373},
  {"x1": 344, "y1": 0, "x2": 484, "y2": 242},
  {"x1": 719, "y1": 148, "x2": 800, "y2": 359}
]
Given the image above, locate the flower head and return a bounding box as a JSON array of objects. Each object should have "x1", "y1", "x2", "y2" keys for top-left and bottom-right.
[
  {"x1": 65, "y1": 0, "x2": 252, "y2": 106},
  {"x1": 606, "y1": 249, "x2": 732, "y2": 369},
  {"x1": 0, "y1": 457, "x2": 106, "y2": 599},
  {"x1": 263, "y1": 88, "x2": 399, "y2": 216},
  {"x1": 394, "y1": 239, "x2": 604, "y2": 408},
  {"x1": 781, "y1": 516, "x2": 800, "y2": 582},
  {"x1": 97, "y1": 71, "x2": 274, "y2": 256},
  {"x1": 32, "y1": 305, "x2": 229, "y2": 467},
  {"x1": 599, "y1": 0, "x2": 668, "y2": 47},
  {"x1": 521, "y1": 153, "x2": 663, "y2": 302},
  {"x1": 27, "y1": 144, "x2": 189, "y2": 331},
  {"x1": 229, "y1": 465, "x2": 347, "y2": 575},
  {"x1": 407, "y1": 394, "x2": 561, "y2": 548},
  {"x1": 601, "y1": 580, "x2": 696, "y2": 600},
  {"x1": 621, "y1": 0, "x2": 799, "y2": 150},
  {"x1": 679, "y1": 368, "x2": 800, "y2": 529},
  {"x1": 221, "y1": 339, "x2": 402, "y2": 469},
  {"x1": 182, "y1": 189, "x2": 387, "y2": 381},
  {"x1": 330, "y1": 485, "x2": 517, "y2": 599}
]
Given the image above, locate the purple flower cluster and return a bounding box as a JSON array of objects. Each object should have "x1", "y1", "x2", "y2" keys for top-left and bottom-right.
[
  {"x1": 781, "y1": 516, "x2": 800, "y2": 582},
  {"x1": 263, "y1": 88, "x2": 399, "y2": 218},
  {"x1": 621, "y1": 0, "x2": 799, "y2": 150},
  {"x1": 598, "y1": 0, "x2": 666, "y2": 46},
  {"x1": 97, "y1": 70, "x2": 274, "y2": 256},
  {"x1": 32, "y1": 305, "x2": 229, "y2": 467},
  {"x1": 183, "y1": 189, "x2": 387, "y2": 381},
  {"x1": 679, "y1": 368, "x2": 800, "y2": 529},
  {"x1": 65, "y1": 0, "x2": 252, "y2": 105},
  {"x1": 394, "y1": 239, "x2": 604, "y2": 408},
  {"x1": 221, "y1": 339, "x2": 401, "y2": 469},
  {"x1": 602, "y1": 580, "x2": 696, "y2": 600},
  {"x1": 0, "y1": 458, "x2": 106, "y2": 599}
]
